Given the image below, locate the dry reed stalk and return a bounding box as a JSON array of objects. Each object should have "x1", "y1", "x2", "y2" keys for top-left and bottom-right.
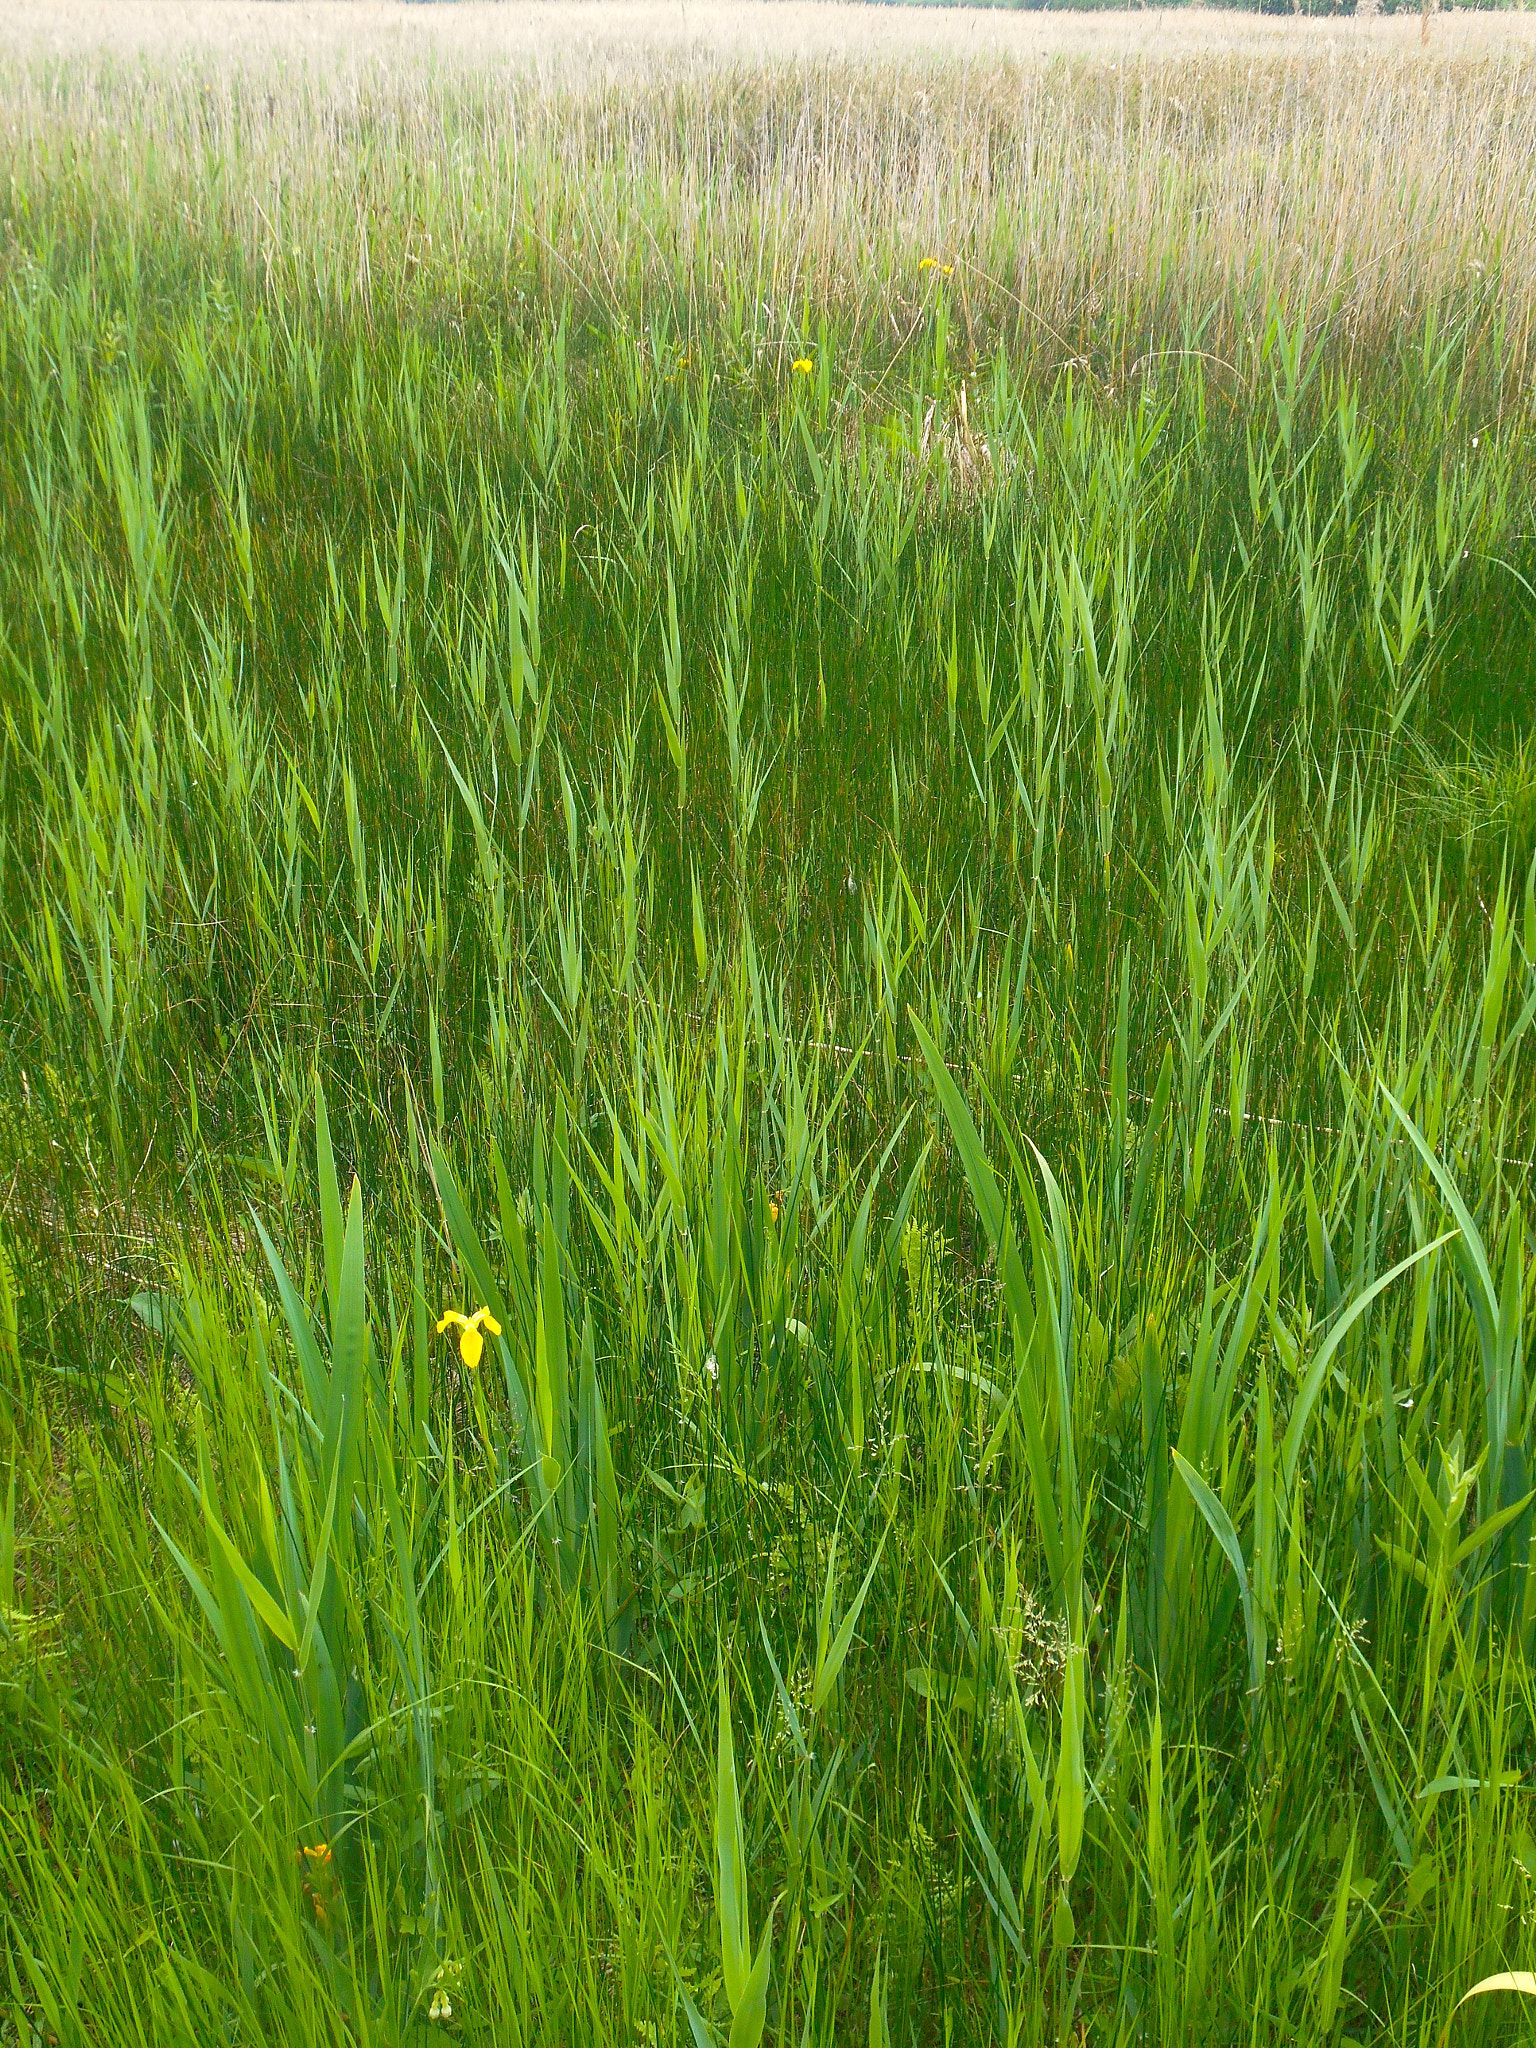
[{"x1": 1, "y1": 8, "x2": 1534, "y2": 393}]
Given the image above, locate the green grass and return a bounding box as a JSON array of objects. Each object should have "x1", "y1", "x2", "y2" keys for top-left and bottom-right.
[{"x1": 2, "y1": 31, "x2": 1536, "y2": 2048}]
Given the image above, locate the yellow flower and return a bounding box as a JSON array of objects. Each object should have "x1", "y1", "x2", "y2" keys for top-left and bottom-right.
[
  {"x1": 792, "y1": 357, "x2": 813, "y2": 375},
  {"x1": 436, "y1": 1305, "x2": 502, "y2": 1371},
  {"x1": 768, "y1": 1192, "x2": 783, "y2": 1226},
  {"x1": 298, "y1": 1840, "x2": 334, "y2": 1924},
  {"x1": 919, "y1": 257, "x2": 954, "y2": 276}
]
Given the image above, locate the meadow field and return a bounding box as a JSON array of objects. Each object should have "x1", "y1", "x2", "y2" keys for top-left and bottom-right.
[{"x1": 2, "y1": 6, "x2": 1536, "y2": 2043}]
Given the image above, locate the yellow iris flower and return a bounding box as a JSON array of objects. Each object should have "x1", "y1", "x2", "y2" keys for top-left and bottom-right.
[
  {"x1": 792, "y1": 357, "x2": 813, "y2": 375},
  {"x1": 436, "y1": 1305, "x2": 502, "y2": 1370},
  {"x1": 919, "y1": 256, "x2": 954, "y2": 276},
  {"x1": 298, "y1": 1840, "x2": 334, "y2": 1925}
]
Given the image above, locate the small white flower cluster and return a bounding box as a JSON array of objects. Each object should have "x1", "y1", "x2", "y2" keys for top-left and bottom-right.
[
  {"x1": 1007, "y1": 1587, "x2": 1071, "y2": 1712},
  {"x1": 428, "y1": 1956, "x2": 462, "y2": 2026}
]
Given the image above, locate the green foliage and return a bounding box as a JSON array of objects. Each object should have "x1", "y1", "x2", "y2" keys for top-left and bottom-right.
[{"x1": 2, "y1": 29, "x2": 1536, "y2": 2048}]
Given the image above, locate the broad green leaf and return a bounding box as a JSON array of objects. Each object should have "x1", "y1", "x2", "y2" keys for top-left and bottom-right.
[
  {"x1": 295, "y1": 1414, "x2": 347, "y2": 1670},
  {"x1": 726, "y1": 1912, "x2": 773, "y2": 2048},
  {"x1": 1056, "y1": 1620, "x2": 1084, "y2": 1886},
  {"x1": 812, "y1": 1522, "x2": 891, "y2": 1712},
  {"x1": 321, "y1": 1178, "x2": 367, "y2": 1553},
  {"x1": 314, "y1": 1069, "x2": 344, "y2": 1323},
  {"x1": 1381, "y1": 1083, "x2": 1496, "y2": 1352},
  {"x1": 957, "y1": 1775, "x2": 1022, "y2": 1953},
  {"x1": 1282, "y1": 1231, "x2": 1457, "y2": 1493},
  {"x1": 715, "y1": 1653, "x2": 750, "y2": 2013},
  {"x1": 200, "y1": 1484, "x2": 298, "y2": 1653},
  {"x1": 1172, "y1": 1448, "x2": 1262, "y2": 1704},
  {"x1": 252, "y1": 1211, "x2": 328, "y2": 1424},
  {"x1": 1316, "y1": 1825, "x2": 1354, "y2": 2032}
]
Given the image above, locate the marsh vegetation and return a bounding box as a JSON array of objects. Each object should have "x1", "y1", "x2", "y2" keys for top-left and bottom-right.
[{"x1": 2, "y1": 18, "x2": 1536, "y2": 2044}]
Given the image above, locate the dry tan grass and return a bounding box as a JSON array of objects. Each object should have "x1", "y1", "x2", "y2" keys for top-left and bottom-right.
[
  {"x1": 1, "y1": 2, "x2": 1534, "y2": 396},
  {"x1": 3, "y1": 0, "x2": 1536, "y2": 69}
]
